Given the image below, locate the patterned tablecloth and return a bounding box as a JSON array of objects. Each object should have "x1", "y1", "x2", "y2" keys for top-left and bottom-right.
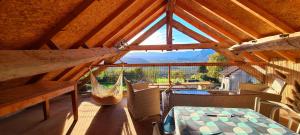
[{"x1": 164, "y1": 106, "x2": 296, "y2": 135}]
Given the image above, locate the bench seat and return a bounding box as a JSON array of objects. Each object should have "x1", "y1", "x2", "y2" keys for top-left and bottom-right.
[{"x1": 0, "y1": 81, "x2": 78, "y2": 120}]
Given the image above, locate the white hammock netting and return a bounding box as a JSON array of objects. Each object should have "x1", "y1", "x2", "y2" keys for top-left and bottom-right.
[{"x1": 90, "y1": 71, "x2": 124, "y2": 105}]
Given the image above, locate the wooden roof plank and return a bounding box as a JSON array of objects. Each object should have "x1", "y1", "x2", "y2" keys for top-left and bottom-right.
[
  {"x1": 92, "y1": 0, "x2": 161, "y2": 48},
  {"x1": 231, "y1": 0, "x2": 295, "y2": 33},
  {"x1": 176, "y1": 2, "x2": 241, "y2": 43},
  {"x1": 194, "y1": 0, "x2": 260, "y2": 39},
  {"x1": 28, "y1": 0, "x2": 95, "y2": 49},
  {"x1": 69, "y1": 0, "x2": 135, "y2": 49}
]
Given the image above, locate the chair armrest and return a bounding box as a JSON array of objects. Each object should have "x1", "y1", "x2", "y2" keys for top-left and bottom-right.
[{"x1": 239, "y1": 83, "x2": 268, "y2": 91}]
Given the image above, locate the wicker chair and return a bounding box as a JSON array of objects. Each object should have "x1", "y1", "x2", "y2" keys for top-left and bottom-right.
[
  {"x1": 254, "y1": 80, "x2": 300, "y2": 133},
  {"x1": 125, "y1": 79, "x2": 160, "y2": 120},
  {"x1": 240, "y1": 78, "x2": 286, "y2": 119}
]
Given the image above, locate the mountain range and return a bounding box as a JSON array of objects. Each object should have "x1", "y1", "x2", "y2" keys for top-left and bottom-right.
[{"x1": 118, "y1": 49, "x2": 215, "y2": 63}]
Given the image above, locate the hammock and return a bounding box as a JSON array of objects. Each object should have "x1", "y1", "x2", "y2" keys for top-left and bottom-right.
[{"x1": 90, "y1": 70, "x2": 124, "y2": 105}]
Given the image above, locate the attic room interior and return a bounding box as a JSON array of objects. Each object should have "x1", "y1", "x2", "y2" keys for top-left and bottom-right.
[{"x1": 0, "y1": 0, "x2": 300, "y2": 134}]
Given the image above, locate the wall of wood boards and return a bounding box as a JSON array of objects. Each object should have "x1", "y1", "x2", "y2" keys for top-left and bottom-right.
[{"x1": 266, "y1": 58, "x2": 300, "y2": 103}]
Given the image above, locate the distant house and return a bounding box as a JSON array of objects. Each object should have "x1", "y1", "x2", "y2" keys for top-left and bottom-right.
[{"x1": 219, "y1": 66, "x2": 257, "y2": 91}]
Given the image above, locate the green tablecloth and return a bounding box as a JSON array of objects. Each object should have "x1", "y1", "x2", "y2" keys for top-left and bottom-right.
[{"x1": 170, "y1": 106, "x2": 295, "y2": 135}]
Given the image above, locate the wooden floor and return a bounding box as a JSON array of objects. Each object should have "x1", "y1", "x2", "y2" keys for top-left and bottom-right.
[{"x1": 0, "y1": 94, "x2": 159, "y2": 135}]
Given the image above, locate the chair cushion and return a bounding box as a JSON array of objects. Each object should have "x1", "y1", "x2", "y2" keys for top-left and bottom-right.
[{"x1": 263, "y1": 78, "x2": 286, "y2": 95}]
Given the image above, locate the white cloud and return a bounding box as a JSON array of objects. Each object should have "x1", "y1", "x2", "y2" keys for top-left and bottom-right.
[{"x1": 140, "y1": 30, "x2": 166, "y2": 45}]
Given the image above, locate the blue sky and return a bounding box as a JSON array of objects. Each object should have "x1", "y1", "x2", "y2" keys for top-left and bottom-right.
[
  {"x1": 128, "y1": 13, "x2": 217, "y2": 46},
  {"x1": 124, "y1": 13, "x2": 217, "y2": 56}
]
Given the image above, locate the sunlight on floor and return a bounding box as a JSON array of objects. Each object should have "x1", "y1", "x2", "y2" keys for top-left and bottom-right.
[
  {"x1": 63, "y1": 101, "x2": 101, "y2": 135},
  {"x1": 122, "y1": 107, "x2": 137, "y2": 135}
]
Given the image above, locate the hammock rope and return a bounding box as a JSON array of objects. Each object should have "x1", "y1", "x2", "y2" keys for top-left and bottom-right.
[{"x1": 89, "y1": 67, "x2": 124, "y2": 105}]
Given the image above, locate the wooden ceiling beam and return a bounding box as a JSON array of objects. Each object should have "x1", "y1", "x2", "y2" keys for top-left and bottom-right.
[
  {"x1": 132, "y1": 18, "x2": 167, "y2": 45},
  {"x1": 0, "y1": 47, "x2": 118, "y2": 81},
  {"x1": 174, "y1": 7, "x2": 267, "y2": 63},
  {"x1": 274, "y1": 51, "x2": 297, "y2": 62},
  {"x1": 174, "y1": 7, "x2": 230, "y2": 46},
  {"x1": 176, "y1": 1, "x2": 241, "y2": 43},
  {"x1": 172, "y1": 20, "x2": 242, "y2": 61},
  {"x1": 124, "y1": 43, "x2": 221, "y2": 51},
  {"x1": 252, "y1": 52, "x2": 269, "y2": 62},
  {"x1": 95, "y1": 62, "x2": 267, "y2": 67},
  {"x1": 166, "y1": 0, "x2": 176, "y2": 45},
  {"x1": 55, "y1": 0, "x2": 160, "y2": 81},
  {"x1": 193, "y1": 0, "x2": 293, "y2": 62},
  {"x1": 194, "y1": 0, "x2": 260, "y2": 39},
  {"x1": 71, "y1": 10, "x2": 167, "y2": 82},
  {"x1": 172, "y1": 20, "x2": 211, "y2": 43},
  {"x1": 105, "y1": 17, "x2": 166, "y2": 64},
  {"x1": 28, "y1": 0, "x2": 95, "y2": 49},
  {"x1": 78, "y1": 5, "x2": 167, "y2": 83},
  {"x1": 231, "y1": 0, "x2": 295, "y2": 33},
  {"x1": 69, "y1": 0, "x2": 135, "y2": 49},
  {"x1": 94, "y1": 0, "x2": 163, "y2": 48},
  {"x1": 230, "y1": 32, "x2": 300, "y2": 52},
  {"x1": 171, "y1": 17, "x2": 265, "y2": 81},
  {"x1": 177, "y1": 1, "x2": 270, "y2": 62},
  {"x1": 108, "y1": 3, "x2": 167, "y2": 49},
  {"x1": 102, "y1": 8, "x2": 166, "y2": 65}
]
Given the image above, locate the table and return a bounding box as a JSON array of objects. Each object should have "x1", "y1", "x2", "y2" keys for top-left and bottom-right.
[{"x1": 165, "y1": 106, "x2": 295, "y2": 135}]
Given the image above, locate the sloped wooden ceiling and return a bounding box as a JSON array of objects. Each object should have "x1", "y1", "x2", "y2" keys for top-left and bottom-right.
[{"x1": 0, "y1": 0, "x2": 300, "y2": 89}]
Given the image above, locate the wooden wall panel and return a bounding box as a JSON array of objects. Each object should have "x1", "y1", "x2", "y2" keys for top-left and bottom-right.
[{"x1": 266, "y1": 58, "x2": 300, "y2": 103}]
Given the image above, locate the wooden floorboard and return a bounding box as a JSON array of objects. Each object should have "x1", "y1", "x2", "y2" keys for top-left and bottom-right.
[{"x1": 0, "y1": 94, "x2": 159, "y2": 135}]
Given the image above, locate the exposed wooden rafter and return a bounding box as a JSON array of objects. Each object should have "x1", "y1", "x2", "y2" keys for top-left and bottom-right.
[
  {"x1": 231, "y1": 0, "x2": 295, "y2": 33},
  {"x1": 178, "y1": 1, "x2": 272, "y2": 62},
  {"x1": 28, "y1": 0, "x2": 95, "y2": 49},
  {"x1": 174, "y1": 7, "x2": 266, "y2": 62},
  {"x1": 53, "y1": 0, "x2": 163, "y2": 81},
  {"x1": 124, "y1": 43, "x2": 222, "y2": 51},
  {"x1": 94, "y1": 0, "x2": 162, "y2": 48},
  {"x1": 194, "y1": 0, "x2": 260, "y2": 39},
  {"x1": 176, "y1": 2, "x2": 241, "y2": 43},
  {"x1": 69, "y1": 0, "x2": 135, "y2": 49},
  {"x1": 166, "y1": 0, "x2": 176, "y2": 45},
  {"x1": 171, "y1": 14, "x2": 266, "y2": 81},
  {"x1": 77, "y1": 8, "x2": 167, "y2": 85},
  {"x1": 94, "y1": 62, "x2": 267, "y2": 67},
  {"x1": 0, "y1": 48, "x2": 118, "y2": 81},
  {"x1": 172, "y1": 20, "x2": 211, "y2": 43}
]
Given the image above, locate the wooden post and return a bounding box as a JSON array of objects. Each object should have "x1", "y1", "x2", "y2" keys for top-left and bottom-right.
[
  {"x1": 43, "y1": 100, "x2": 50, "y2": 120},
  {"x1": 168, "y1": 65, "x2": 171, "y2": 87},
  {"x1": 71, "y1": 85, "x2": 78, "y2": 121}
]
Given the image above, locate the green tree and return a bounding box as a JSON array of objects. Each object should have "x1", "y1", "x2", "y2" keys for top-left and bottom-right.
[
  {"x1": 198, "y1": 66, "x2": 207, "y2": 73},
  {"x1": 206, "y1": 53, "x2": 227, "y2": 80}
]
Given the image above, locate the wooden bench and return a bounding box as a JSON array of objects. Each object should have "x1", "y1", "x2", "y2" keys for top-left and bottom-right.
[{"x1": 0, "y1": 81, "x2": 78, "y2": 120}]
